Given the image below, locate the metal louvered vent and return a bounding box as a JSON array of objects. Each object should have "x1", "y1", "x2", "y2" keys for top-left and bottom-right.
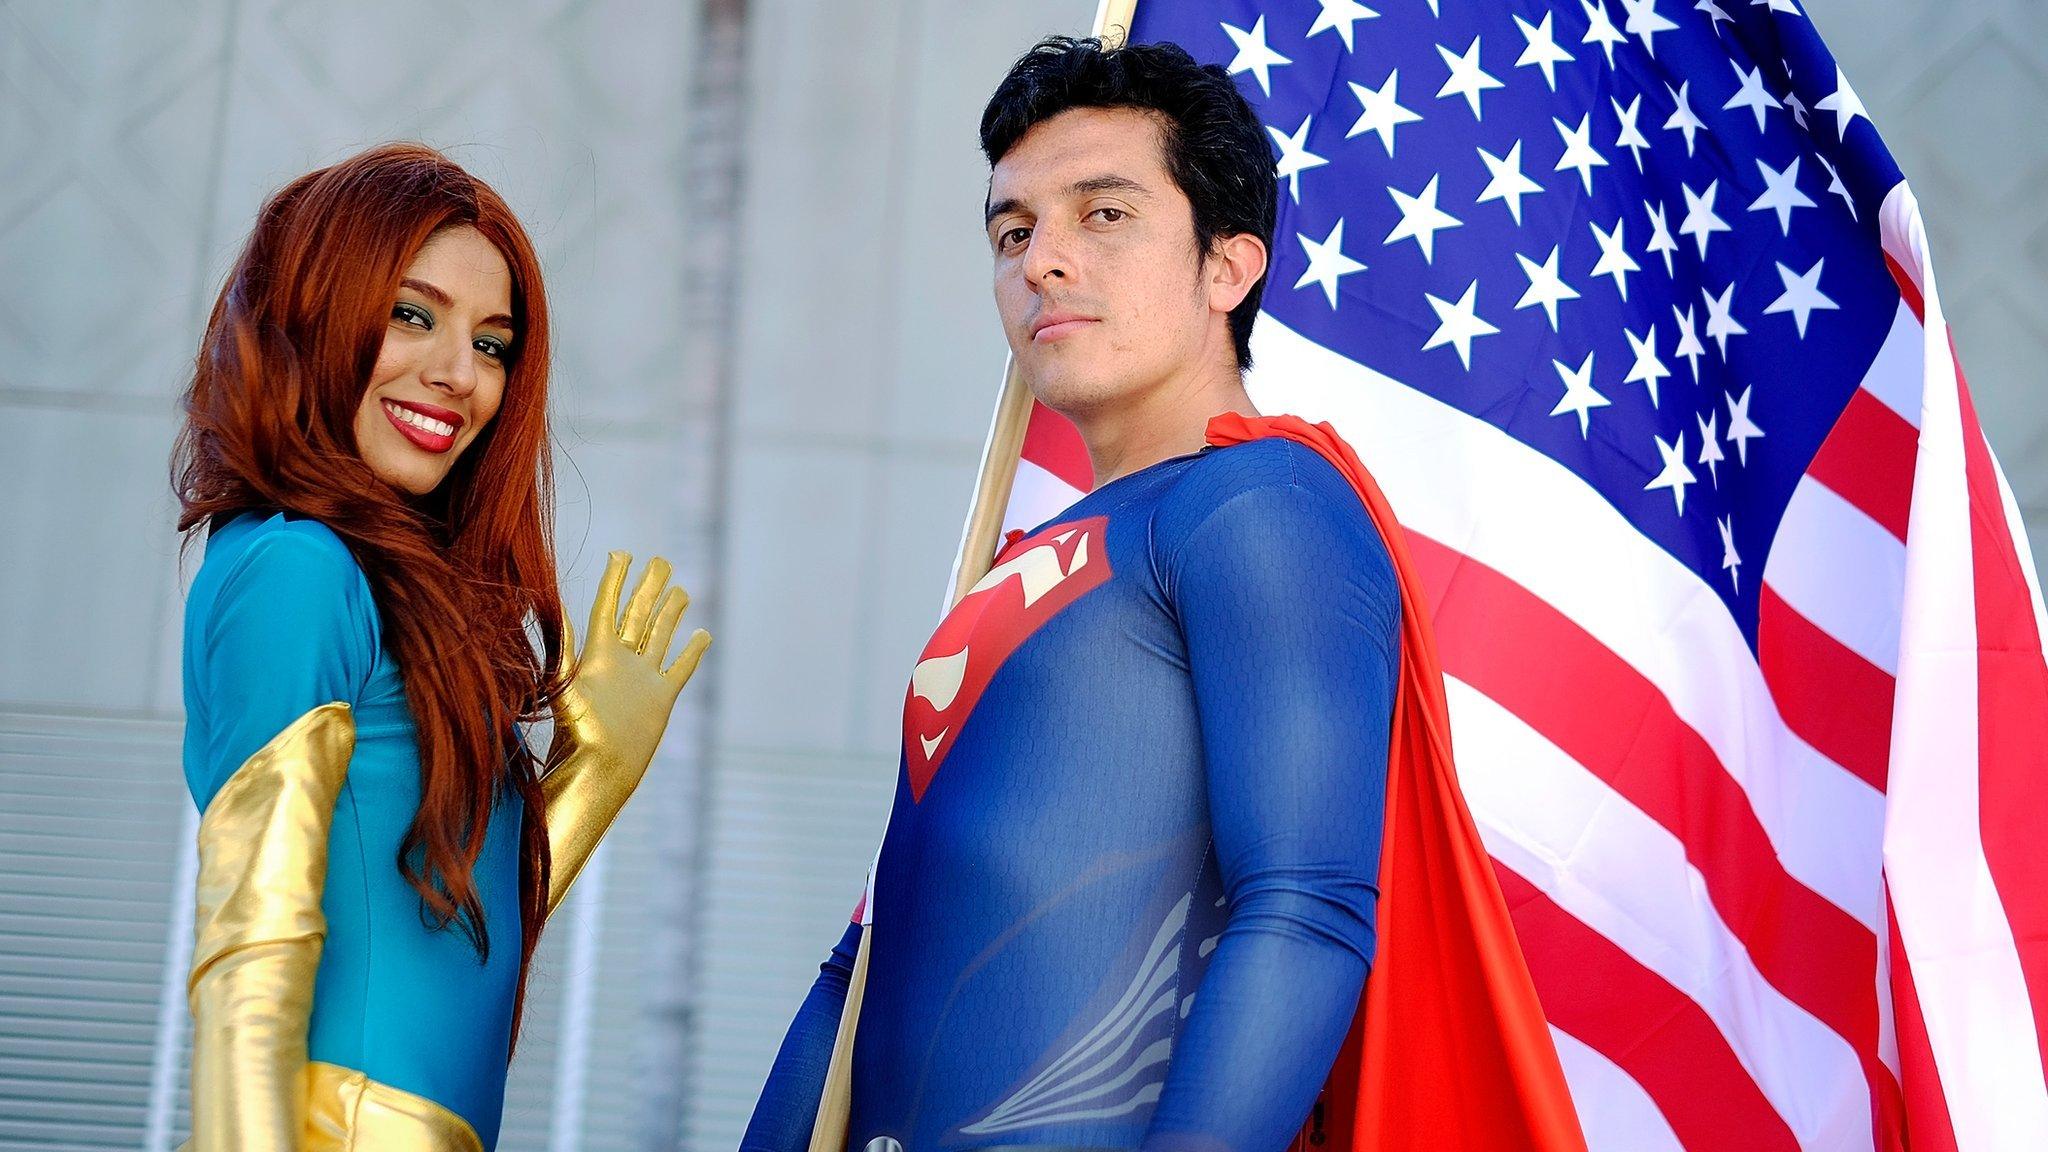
[
  {"x1": 0, "y1": 711, "x2": 188, "y2": 1150},
  {"x1": 0, "y1": 705, "x2": 591, "y2": 1151}
]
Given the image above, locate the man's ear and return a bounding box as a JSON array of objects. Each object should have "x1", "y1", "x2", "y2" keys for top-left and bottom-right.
[{"x1": 1207, "y1": 231, "x2": 1269, "y2": 316}]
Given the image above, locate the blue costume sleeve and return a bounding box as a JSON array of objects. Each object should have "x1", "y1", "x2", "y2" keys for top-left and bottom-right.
[
  {"x1": 741, "y1": 920, "x2": 863, "y2": 1152},
  {"x1": 190, "y1": 520, "x2": 379, "y2": 811},
  {"x1": 1144, "y1": 464, "x2": 1400, "y2": 1152}
]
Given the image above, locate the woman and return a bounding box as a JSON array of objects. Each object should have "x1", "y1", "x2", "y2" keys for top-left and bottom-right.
[{"x1": 171, "y1": 142, "x2": 708, "y2": 1151}]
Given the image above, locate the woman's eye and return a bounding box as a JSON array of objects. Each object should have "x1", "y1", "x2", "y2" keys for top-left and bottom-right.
[
  {"x1": 392, "y1": 302, "x2": 432, "y2": 330},
  {"x1": 474, "y1": 336, "x2": 509, "y2": 362}
]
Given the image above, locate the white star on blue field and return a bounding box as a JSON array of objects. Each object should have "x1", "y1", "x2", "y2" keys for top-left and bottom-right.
[{"x1": 1132, "y1": 0, "x2": 1905, "y2": 644}]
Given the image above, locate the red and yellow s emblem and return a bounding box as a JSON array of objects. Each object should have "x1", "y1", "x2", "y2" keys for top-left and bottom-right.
[{"x1": 901, "y1": 516, "x2": 1112, "y2": 801}]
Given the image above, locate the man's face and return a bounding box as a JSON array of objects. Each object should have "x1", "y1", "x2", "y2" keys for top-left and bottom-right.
[{"x1": 985, "y1": 107, "x2": 1214, "y2": 418}]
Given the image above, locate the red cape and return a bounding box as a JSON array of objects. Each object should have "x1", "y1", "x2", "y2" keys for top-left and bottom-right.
[{"x1": 1207, "y1": 413, "x2": 1586, "y2": 1152}]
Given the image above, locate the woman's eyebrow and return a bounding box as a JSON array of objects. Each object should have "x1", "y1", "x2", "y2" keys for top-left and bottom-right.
[
  {"x1": 400, "y1": 277, "x2": 453, "y2": 307},
  {"x1": 401, "y1": 277, "x2": 515, "y2": 331}
]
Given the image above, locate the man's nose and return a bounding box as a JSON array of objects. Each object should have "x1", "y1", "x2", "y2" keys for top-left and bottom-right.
[{"x1": 1023, "y1": 225, "x2": 1070, "y2": 289}]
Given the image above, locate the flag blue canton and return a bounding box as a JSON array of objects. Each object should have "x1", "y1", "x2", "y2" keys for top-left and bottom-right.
[{"x1": 1129, "y1": 0, "x2": 1907, "y2": 647}]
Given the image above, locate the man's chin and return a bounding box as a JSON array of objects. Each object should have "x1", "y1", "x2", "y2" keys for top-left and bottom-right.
[{"x1": 1019, "y1": 369, "x2": 1109, "y2": 416}]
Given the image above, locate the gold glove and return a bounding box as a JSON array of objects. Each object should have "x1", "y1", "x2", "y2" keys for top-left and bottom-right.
[
  {"x1": 544, "y1": 551, "x2": 711, "y2": 916},
  {"x1": 187, "y1": 702, "x2": 354, "y2": 1152}
]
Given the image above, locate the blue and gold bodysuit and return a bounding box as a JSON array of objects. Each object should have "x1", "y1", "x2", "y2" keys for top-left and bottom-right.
[
  {"x1": 182, "y1": 512, "x2": 524, "y2": 1148},
  {"x1": 746, "y1": 437, "x2": 1401, "y2": 1152}
]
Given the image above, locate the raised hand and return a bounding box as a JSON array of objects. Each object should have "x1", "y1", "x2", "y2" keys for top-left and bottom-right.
[
  {"x1": 544, "y1": 551, "x2": 711, "y2": 915},
  {"x1": 554, "y1": 552, "x2": 711, "y2": 767}
]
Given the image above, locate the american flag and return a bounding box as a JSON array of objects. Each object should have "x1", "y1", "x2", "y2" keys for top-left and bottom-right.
[{"x1": 980, "y1": 1, "x2": 2048, "y2": 1147}]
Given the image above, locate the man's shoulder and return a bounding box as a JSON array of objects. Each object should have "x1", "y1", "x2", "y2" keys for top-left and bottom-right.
[
  {"x1": 1151, "y1": 432, "x2": 1400, "y2": 616},
  {"x1": 1152, "y1": 435, "x2": 1365, "y2": 541}
]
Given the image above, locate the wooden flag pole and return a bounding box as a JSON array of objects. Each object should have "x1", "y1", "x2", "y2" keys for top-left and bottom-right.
[
  {"x1": 808, "y1": 5, "x2": 1142, "y2": 1149},
  {"x1": 947, "y1": 0, "x2": 1141, "y2": 604},
  {"x1": 947, "y1": 358, "x2": 1035, "y2": 603}
]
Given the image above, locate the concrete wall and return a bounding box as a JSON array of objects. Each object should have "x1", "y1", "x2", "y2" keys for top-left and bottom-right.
[
  {"x1": 1804, "y1": 0, "x2": 2048, "y2": 552},
  {"x1": 0, "y1": 1, "x2": 2040, "y2": 1149},
  {"x1": 685, "y1": 1, "x2": 1094, "y2": 1143},
  {"x1": 0, "y1": 1, "x2": 717, "y2": 1147}
]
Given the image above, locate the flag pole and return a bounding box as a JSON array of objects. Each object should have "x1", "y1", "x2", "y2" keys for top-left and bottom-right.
[
  {"x1": 946, "y1": 357, "x2": 1034, "y2": 604},
  {"x1": 805, "y1": 9, "x2": 1145, "y2": 1151},
  {"x1": 946, "y1": 0, "x2": 1141, "y2": 606}
]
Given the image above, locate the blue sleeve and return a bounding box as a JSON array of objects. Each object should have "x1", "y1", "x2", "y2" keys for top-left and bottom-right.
[
  {"x1": 189, "y1": 524, "x2": 378, "y2": 811},
  {"x1": 741, "y1": 920, "x2": 863, "y2": 1152},
  {"x1": 1144, "y1": 465, "x2": 1400, "y2": 1152}
]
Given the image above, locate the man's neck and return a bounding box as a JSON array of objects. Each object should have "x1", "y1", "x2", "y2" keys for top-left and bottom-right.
[{"x1": 1072, "y1": 364, "x2": 1260, "y2": 487}]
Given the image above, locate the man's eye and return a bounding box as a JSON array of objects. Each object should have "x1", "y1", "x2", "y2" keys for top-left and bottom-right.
[
  {"x1": 392, "y1": 302, "x2": 432, "y2": 330},
  {"x1": 1091, "y1": 207, "x2": 1126, "y2": 223},
  {"x1": 1000, "y1": 226, "x2": 1031, "y2": 250}
]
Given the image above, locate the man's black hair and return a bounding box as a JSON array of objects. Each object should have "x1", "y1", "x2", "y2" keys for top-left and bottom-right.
[{"x1": 980, "y1": 36, "x2": 1278, "y2": 372}]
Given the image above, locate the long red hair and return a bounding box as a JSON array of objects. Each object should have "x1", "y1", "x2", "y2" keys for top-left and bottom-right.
[{"x1": 173, "y1": 143, "x2": 561, "y2": 1030}]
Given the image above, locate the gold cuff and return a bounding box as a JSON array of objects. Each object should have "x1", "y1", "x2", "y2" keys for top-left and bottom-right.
[
  {"x1": 186, "y1": 703, "x2": 354, "y2": 1152},
  {"x1": 540, "y1": 739, "x2": 641, "y2": 918},
  {"x1": 303, "y1": 1062, "x2": 483, "y2": 1151}
]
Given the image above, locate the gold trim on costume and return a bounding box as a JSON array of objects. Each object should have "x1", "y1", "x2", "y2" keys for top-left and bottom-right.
[
  {"x1": 303, "y1": 1062, "x2": 484, "y2": 1151},
  {"x1": 187, "y1": 702, "x2": 354, "y2": 1151}
]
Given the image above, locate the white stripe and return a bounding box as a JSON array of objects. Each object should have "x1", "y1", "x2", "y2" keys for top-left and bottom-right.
[
  {"x1": 1002, "y1": 457, "x2": 1087, "y2": 540},
  {"x1": 1764, "y1": 476, "x2": 1906, "y2": 675},
  {"x1": 1881, "y1": 182, "x2": 2048, "y2": 1151},
  {"x1": 1548, "y1": 1026, "x2": 1684, "y2": 1152},
  {"x1": 1875, "y1": 883, "x2": 1901, "y2": 1078},
  {"x1": 1858, "y1": 301, "x2": 1925, "y2": 429},
  {"x1": 986, "y1": 897, "x2": 1184, "y2": 1113},
  {"x1": 1244, "y1": 316, "x2": 1887, "y2": 932},
  {"x1": 1449, "y1": 676, "x2": 1876, "y2": 1150}
]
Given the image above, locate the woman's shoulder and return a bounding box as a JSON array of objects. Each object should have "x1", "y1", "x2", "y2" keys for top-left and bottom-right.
[
  {"x1": 203, "y1": 511, "x2": 370, "y2": 599},
  {"x1": 182, "y1": 513, "x2": 385, "y2": 810},
  {"x1": 191, "y1": 512, "x2": 381, "y2": 663}
]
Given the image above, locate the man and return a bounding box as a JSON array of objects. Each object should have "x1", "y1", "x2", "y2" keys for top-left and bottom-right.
[{"x1": 744, "y1": 36, "x2": 1572, "y2": 1152}]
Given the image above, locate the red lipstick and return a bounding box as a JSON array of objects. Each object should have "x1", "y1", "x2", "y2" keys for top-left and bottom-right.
[{"x1": 380, "y1": 398, "x2": 463, "y2": 454}]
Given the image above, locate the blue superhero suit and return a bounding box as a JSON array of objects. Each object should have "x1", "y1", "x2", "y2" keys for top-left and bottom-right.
[
  {"x1": 744, "y1": 436, "x2": 1402, "y2": 1152},
  {"x1": 182, "y1": 511, "x2": 524, "y2": 1147}
]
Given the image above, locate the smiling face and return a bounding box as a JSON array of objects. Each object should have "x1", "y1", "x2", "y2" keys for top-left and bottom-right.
[
  {"x1": 352, "y1": 224, "x2": 516, "y2": 496},
  {"x1": 986, "y1": 106, "x2": 1256, "y2": 421}
]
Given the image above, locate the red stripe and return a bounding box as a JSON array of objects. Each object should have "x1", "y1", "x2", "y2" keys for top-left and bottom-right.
[
  {"x1": 1886, "y1": 885, "x2": 1961, "y2": 1152},
  {"x1": 1492, "y1": 866, "x2": 1801, "y2": 1152},
  {"x1": 1883, "y1": 252, "x2": 1925, "y2": 322},
  {"x1": 1019, "y1": 401, "x2": 1094, "y2": 492},
  {"x1": 1757, "y1": 584, "x2": 1894, "y2": 792},
  {"x1": 1406, "y1": 532, "x2": 1903, "y2": 1132},
  {"x1": 1807, "y1": 389, "x2": 1918, "y2": 543},
  {"x1": 1956, "y1": 355, "x2": 2048, "y2": 1084}
]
